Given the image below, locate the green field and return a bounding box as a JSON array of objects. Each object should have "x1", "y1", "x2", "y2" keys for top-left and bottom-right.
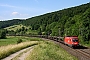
[
  {"x1": 0, "y1": 36, "x2": 41, "y2": 46},
  {"x1": 0, "y1": 36, "x2": 18, "y2": 46}
]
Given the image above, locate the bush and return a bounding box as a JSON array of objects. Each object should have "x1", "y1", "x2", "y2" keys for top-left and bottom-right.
[
  {"x1": 0, "y1": 29, "x2": 6, "y2": 39},
  {"x1": 17, "y1": 38, "x2": 22, "y2": 44}
]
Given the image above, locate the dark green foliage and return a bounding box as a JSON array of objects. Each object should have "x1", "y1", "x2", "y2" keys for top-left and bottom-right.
[
  {"x1": 41, "y1": 24, "x2": 46, "y2": 32},
  {"x1": 32, "y1": 24, "x2": 40, "y2": 30},
  {"x1": 38, "y1": 28, "x2": 42, "y2": 35},
  {"x1": 21, "y1": 27, "x2": 25, "y2": 31},
  {"x1": 0, "y1": 19, "x2": 23, "y2": 29},
  {"x1": 17, "y1": 38, "x2": 22, "y2": 44},
  {"x1": 0, "y1": 29, "x2": 6, "y2": 39},
  {"x1": 79, "y1": 8, "x2": 90, "y2": 44}
]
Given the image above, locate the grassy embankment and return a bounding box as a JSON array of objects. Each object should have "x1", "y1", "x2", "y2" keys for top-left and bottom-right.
[
  {"x1": 0, "y1": 36, "x2": 40, "y2": 59},
  {"x1": 25, "y1": 40, "x2": 78, "y2": 60}
]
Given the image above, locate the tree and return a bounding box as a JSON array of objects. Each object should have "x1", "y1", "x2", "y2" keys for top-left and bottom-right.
[
  {"x1": 0, "y1": 29, "x2": 6, "y2": 39},
  {"x1": 38, "y1": 28, "x2": 42, "y2": 35},
  {"x1": 80, "y1": 8, "x2": 90, "y2": 44},
  {"x1": 21, "y1": 27, "x2": 25, "y2": 31}
]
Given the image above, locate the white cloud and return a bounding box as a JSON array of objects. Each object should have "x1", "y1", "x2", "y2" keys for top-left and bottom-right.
[
  {"x1": 12, "y1": 12, "x2": 19, "y2": 15},
  {"x1": 10, "y1": 11, "x2": 30, "y2": 19},
  {"x1": 11, "y1": 12, "x2": 29, "y2": 16}
]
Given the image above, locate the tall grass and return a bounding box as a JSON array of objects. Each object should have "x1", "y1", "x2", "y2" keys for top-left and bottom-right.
[
  {"x1": 0, "y1": 41, "x2": 38, "y2": 59},
  {"x1": 25, "y1": 41, "x2": 77, "y2": 60}
]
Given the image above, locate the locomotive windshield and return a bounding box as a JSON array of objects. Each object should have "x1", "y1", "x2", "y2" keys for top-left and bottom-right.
[{"x1": 72, "y1": 39, "x2": 78, "y2": 42}]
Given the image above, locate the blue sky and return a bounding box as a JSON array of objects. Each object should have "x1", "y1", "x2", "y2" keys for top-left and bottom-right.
[{"x1": 0, "y1": 0, "x2": 90, "y2": 21}]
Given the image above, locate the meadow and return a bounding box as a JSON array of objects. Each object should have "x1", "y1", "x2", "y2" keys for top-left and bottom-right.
[
  {"x1": 4, "y1": 24, "x2": 30, "y2": 31},
  {"x1": 0, "y1": 36, "x2": 41, "y2": 46},
  {"x1": 25, "y1": 41, "x2": 77, "y2": 60}
]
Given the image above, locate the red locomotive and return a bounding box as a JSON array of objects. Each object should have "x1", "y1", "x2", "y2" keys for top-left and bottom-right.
[{"x1": 64, "y1": 36, "x2": 79, "y2": 47}]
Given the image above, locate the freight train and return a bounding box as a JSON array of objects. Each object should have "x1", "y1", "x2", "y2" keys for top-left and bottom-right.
[
  {"x1": 8, "y1": 35, "x2": 79, "y2": 48},
  {"x1": 37, "y1": 35, "x2": 79, "y2": 48}
]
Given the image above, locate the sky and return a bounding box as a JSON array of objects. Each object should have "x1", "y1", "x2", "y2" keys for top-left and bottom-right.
[{"x1": 0, "y1": 0, "x2": 90, "y2": 21}]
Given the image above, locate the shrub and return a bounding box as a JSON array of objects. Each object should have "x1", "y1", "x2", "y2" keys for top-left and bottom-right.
[
  {"x1": 0, "y1": 29, "x2": 6, "y2": 39},
  {"x1": 17, "y1": 38, "x2": 22, "y2": 44}
]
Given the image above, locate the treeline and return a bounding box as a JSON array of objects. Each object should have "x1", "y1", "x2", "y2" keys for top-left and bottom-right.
[{"x1": 0, "y1": 19, "x2": 23, "y2": 29}]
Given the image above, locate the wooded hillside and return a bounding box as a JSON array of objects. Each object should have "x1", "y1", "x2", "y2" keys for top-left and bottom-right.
[
  {"x1": 0, "y1": 19, "x2": 23, "y2": 29},
  {"x1": 22, "y1": 3, "x2": 90, "y2": 43}
]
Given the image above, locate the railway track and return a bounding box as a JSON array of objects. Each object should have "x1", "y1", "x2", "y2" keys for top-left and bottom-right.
[
  {"x1": 52, "y1": 39, "x2": 90, "y2": 60},
  {"x1": 75, "y1": 49, "x2": 90, "y2": 59},
  {"x1": 79, "y1": 49, "x2": 90, "y2": 55}
]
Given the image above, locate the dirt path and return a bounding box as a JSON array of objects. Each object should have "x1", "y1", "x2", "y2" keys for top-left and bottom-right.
[
  {"x1": 2, "y1": 46, "x2": 34, "y2": 60},
  {"x1": 18, "y1": 48, "x2": 33, "y2": 60}
]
